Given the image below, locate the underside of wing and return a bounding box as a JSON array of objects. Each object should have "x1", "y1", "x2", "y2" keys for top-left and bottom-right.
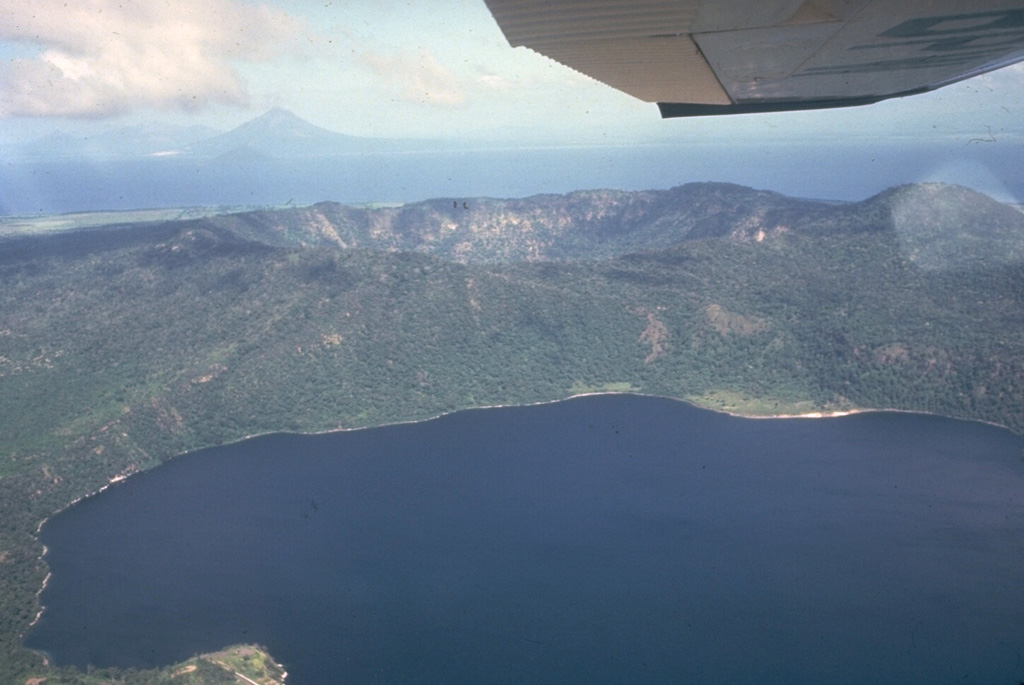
[{"x1": 483, "y1": 0, "x2": 1024, "y2": 117}]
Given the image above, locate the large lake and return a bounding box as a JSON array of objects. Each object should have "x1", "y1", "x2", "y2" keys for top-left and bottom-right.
[{"x1": 26, "y1": 395, "x2": 1024, "y2": 684}]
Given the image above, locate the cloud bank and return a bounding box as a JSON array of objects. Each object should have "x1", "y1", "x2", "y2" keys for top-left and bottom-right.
[
  {"x1": 0, "y1": 0, "x2": 300, "y2": 117},
  {"x1": 360, "y1": 47, "x2": 466, "y2": 108}
]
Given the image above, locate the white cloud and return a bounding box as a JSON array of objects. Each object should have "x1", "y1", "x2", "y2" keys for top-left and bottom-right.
[
  {"x1": 0, "y1": 0, "x2": 301, "y2": 117},
  {"x1": 475, "y1": 74, "x2": 508, "y2": 90},
  {"x1": 360, "y1": 47, "x2": 466, "y2": 107}
]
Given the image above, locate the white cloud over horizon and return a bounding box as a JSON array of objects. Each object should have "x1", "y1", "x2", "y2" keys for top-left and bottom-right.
[
  {"x1": 0, "y1": 0, "x2": 301, "y2": 117},
  {"x1": 0, "y1": 0, "x2": 1021, "y2": 148},
  {"x1": 360, "y1": 47, "x2": 467, "y2": 108}
]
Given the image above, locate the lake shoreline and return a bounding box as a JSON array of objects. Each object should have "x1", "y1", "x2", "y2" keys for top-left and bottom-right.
[
  {"x1": 24, "y1": 392, "x2": 1018, "y2": 680},
  {"x1": 25, "y1": 393, "x2": 1024, "y2": 684},
  {"x1": 33, "y1": 391, "x2": 1015, "y2": 535}
]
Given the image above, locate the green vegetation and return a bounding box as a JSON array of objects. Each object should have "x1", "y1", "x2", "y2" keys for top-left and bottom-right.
[
  {"x1": 686, "y1": 389, "x2": 825, "y2": 417},
  {"x1": 569, "y1": 381, "x2": 641, "y2": 394},
  {"x1": 1, "y1": 182, "x2": 1023, "y2": 683},
  {"x1": 27, "y1": 645, "x2": 285, "y2": 685}
]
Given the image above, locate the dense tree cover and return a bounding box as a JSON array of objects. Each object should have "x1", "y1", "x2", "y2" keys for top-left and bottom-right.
[{"x1": 1, "y1": 182, "x2": 1022, "y2": 683}]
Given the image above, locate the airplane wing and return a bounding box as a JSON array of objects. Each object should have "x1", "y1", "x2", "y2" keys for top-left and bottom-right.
[{"x1": 483, "y1": 0, "x2": 1024, "y2": 116}]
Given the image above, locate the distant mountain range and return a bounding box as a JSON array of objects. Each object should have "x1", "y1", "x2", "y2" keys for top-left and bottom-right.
[
  {"x1": 13, "y1": 122, "x2": 222, "y2": 160},
  {"x1": 4, "y1": 112, "x2": 1024, "y2": 216},
  {"x1": 3, "y1": 108, "x2": 440, "y2": 161}
]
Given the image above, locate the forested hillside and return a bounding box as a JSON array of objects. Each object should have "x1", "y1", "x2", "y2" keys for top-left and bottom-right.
[{"x1": 1, "y1": 182, "x2": 1023, "y2": 683}]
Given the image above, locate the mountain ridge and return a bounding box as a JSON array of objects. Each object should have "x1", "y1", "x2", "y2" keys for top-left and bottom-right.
[{"x1": 12, "y1": 181, "x2": 1010, "y2": 269}]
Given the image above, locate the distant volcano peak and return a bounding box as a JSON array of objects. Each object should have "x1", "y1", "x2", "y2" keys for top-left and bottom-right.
[
  {"x1": 233, "y1": 108, "x2": 332, "y2": 136},
  {"x1": 188, "y1": 108, "x2": 366, "y2": 158}
]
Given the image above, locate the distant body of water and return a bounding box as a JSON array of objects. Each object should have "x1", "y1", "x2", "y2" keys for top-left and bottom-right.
[
  {"x1": 26, "y1": 395, "x2": 1024, "y2": 684},
  {"x1": 2, "y1": 141, "x2": 1022, "y2": 215}
]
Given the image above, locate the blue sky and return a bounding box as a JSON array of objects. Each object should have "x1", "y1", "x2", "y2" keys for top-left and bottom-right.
[{"x1": 2, "y1": 0, "x2": 1023, "y2": 148}]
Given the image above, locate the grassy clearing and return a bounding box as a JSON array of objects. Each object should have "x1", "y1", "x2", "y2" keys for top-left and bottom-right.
[
  {"x1": 568, "y1": 381, "x2": 640, "y2": 395},
  {"x1": 201, "y1": 644, "x2": 287, "y2": 685},
  {"x1": 686, "y1": 389, "x2": 839, "y2": 418}
]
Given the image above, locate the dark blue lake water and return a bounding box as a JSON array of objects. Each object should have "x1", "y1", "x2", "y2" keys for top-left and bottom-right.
[{"x1": 26, "y1": 395, "x2": 1024, "y2": 684}]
